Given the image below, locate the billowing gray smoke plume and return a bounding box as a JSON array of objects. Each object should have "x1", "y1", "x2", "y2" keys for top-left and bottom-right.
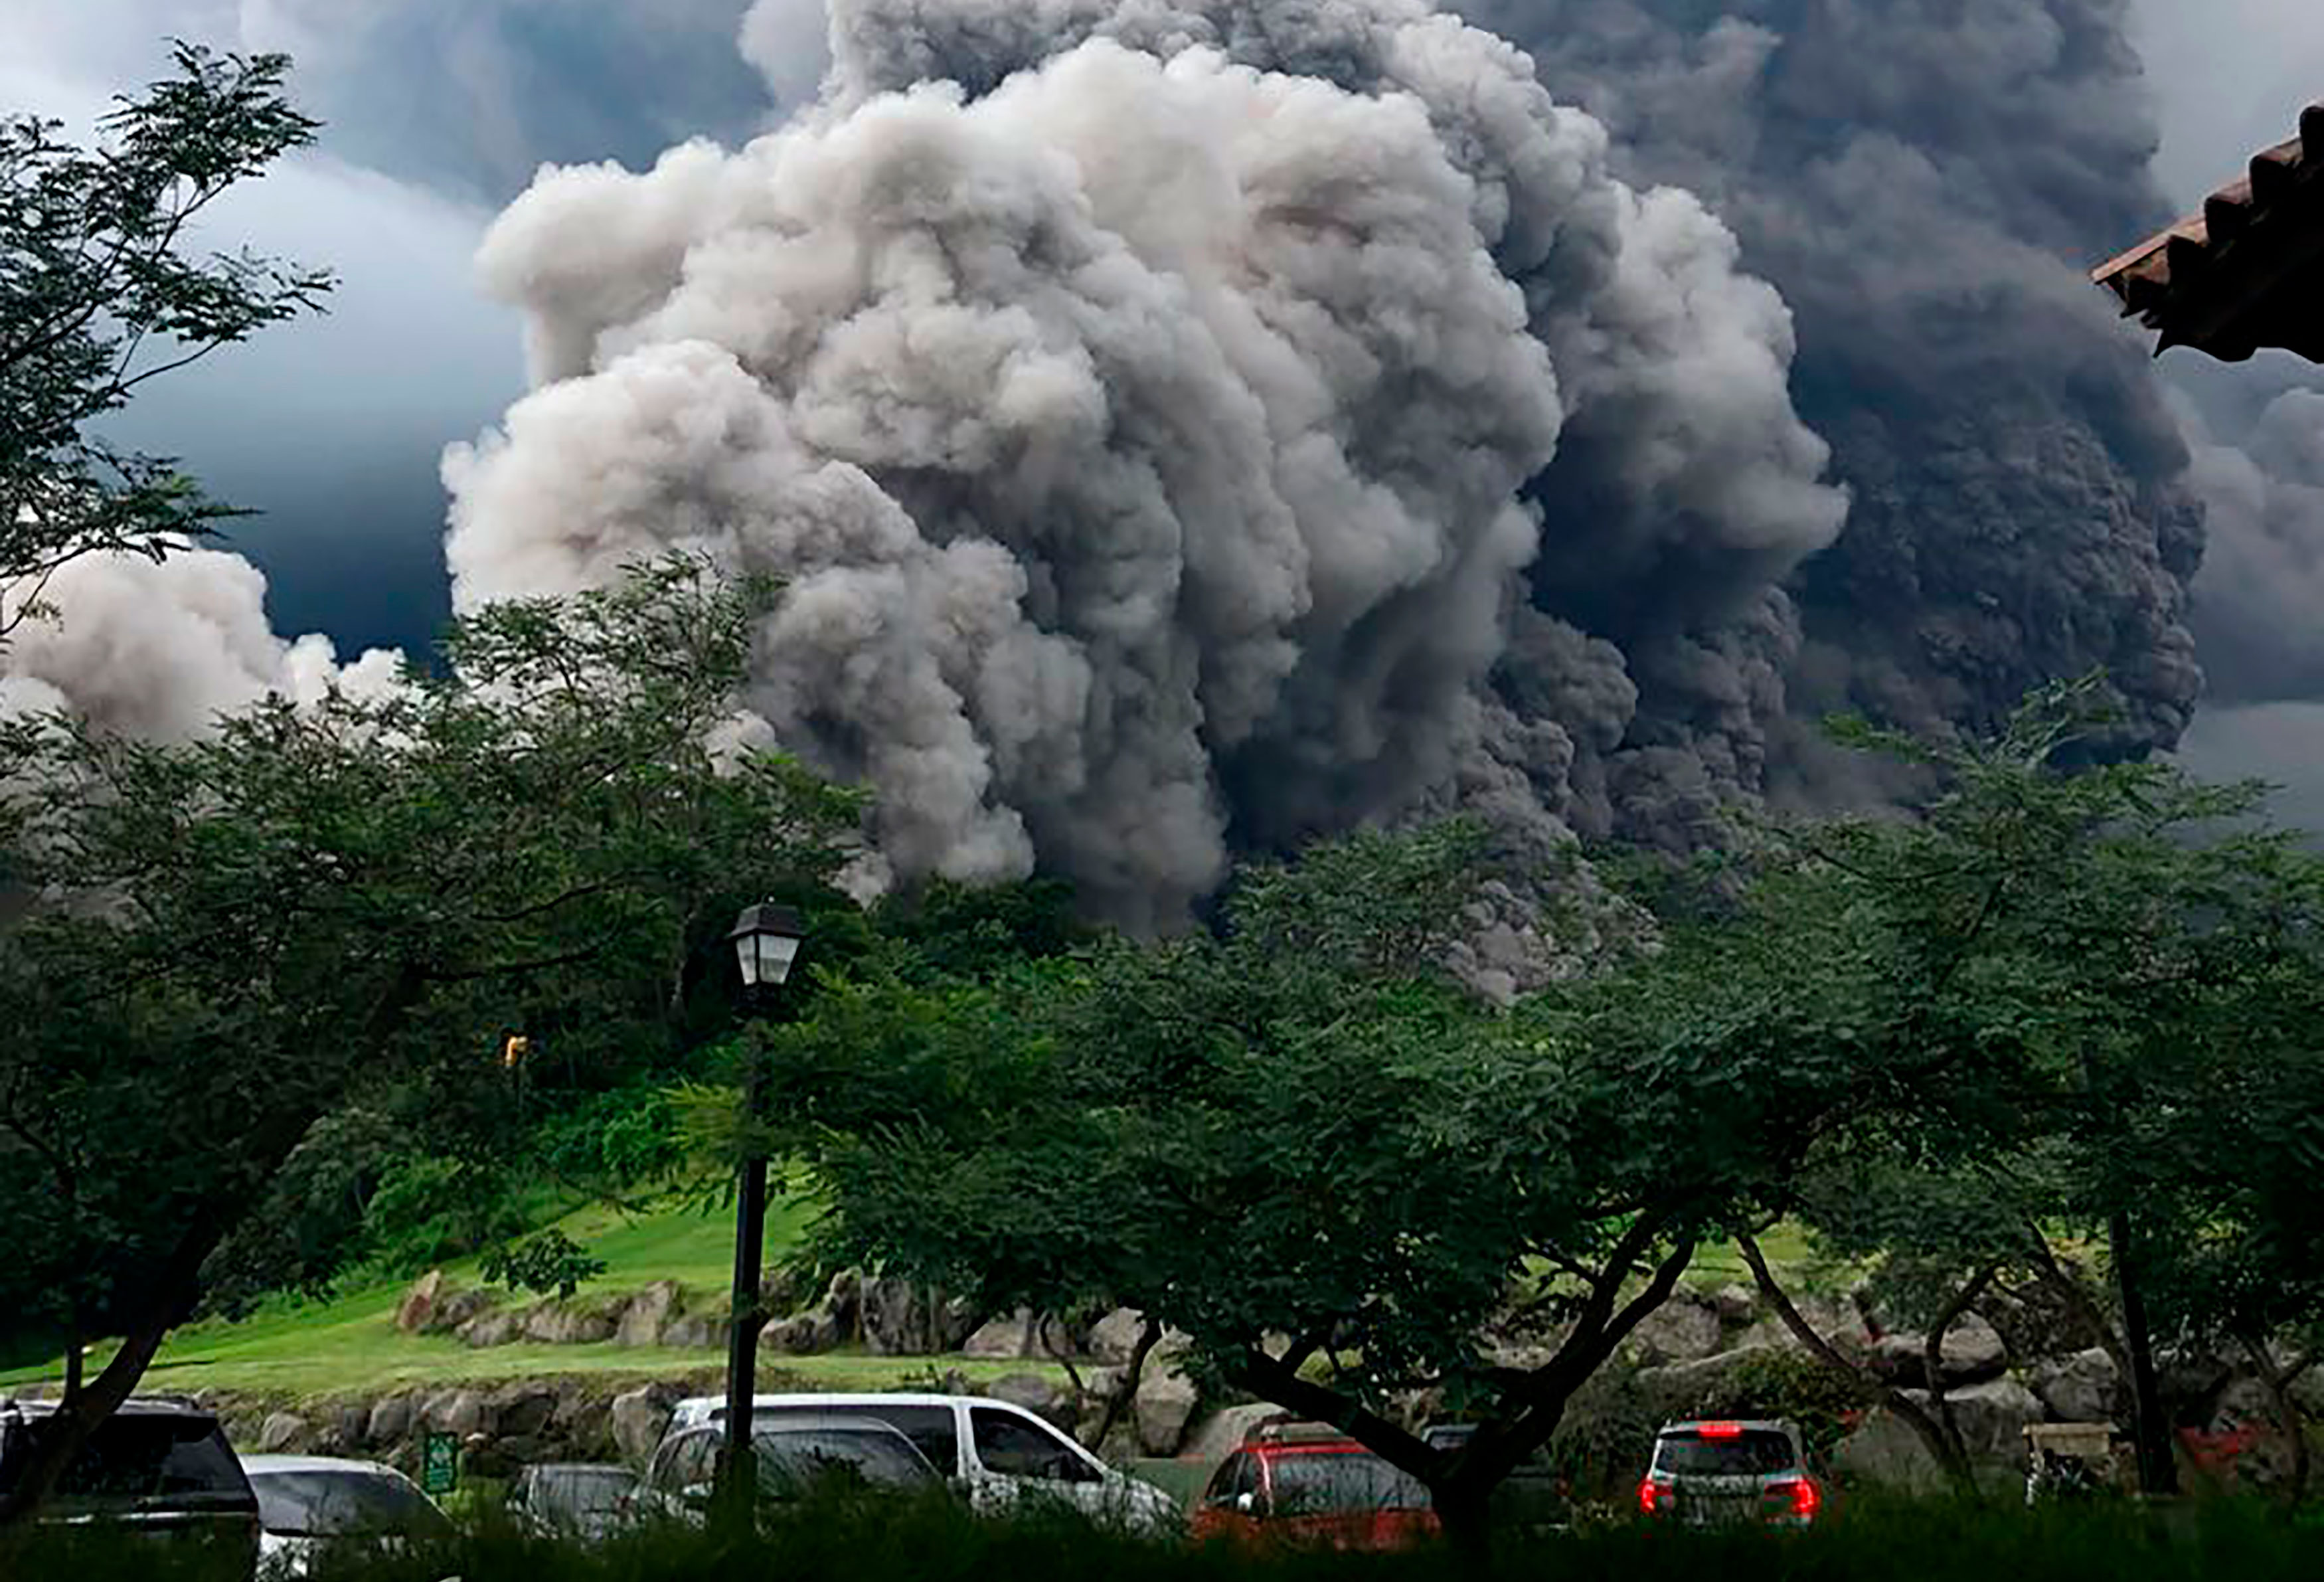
[
  {"x1": 447, "y1": 0, "x2": 1851, "y2": 926},
  {"x1": 1452, "y1": 1, "x2": 2207, "y2": 774}
]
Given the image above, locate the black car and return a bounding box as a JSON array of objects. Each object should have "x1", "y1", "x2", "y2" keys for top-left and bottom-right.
[
  {"x1": 1420, "y1": 1423, "x2": 1570, "y2": 1531},
  {"x1": 0, "y1": 1396, "x2": 262, "y2": 1577}
]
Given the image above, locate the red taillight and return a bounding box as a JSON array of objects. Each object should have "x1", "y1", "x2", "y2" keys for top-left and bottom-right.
[
  {"x1": 1768, "y1": 1477, "x2": 1819, "y2": 1520},
  {"x1": 1697, "y1": 1421, "x2": 1742, "y2": 1439},
  {"x1": 1639, "y1": 1477, "x2": 1671, "y2": 1516}
]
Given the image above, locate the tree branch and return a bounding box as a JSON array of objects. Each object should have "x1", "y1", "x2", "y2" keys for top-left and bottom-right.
[{"x1": 1738, "y1": 1232, "x2": 1974, "y2": 1493}]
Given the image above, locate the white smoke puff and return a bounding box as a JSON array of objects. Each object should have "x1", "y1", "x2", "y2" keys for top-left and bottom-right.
[
  {"x1": 451, "y1": 32, "x2": 1576, "y2": 923},
  {"x1": 0, "y1": 551, "x2": 406, "y2": 741}
]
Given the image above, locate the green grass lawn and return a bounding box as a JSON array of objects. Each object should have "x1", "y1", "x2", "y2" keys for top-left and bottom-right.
[
  {"x1": 1, "y1": 1191, "x2": 1063, "y2": 1400},
  {"x1": 1, "y1": 1201, "x2": 1827, "y2": 1404}
]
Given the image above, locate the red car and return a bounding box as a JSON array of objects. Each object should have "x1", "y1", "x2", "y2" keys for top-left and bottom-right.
[{"x1": 1191, "y1": 1421, "x2": 1438, "y2": 1552}]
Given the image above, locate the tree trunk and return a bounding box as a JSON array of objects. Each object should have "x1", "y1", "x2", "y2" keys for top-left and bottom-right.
[
  {"x1": 1430, "y1": 1479, "x2": 1493, "y2": 1561},
  {"x1": 1737, "y1": 1234, "x2": 1978, "y2": 1496},
  {"x1": 1923, "y1": 1263, "x2": 2001, "y2": 1474},
  {"x1": 0, "y1": 1213, "x2": 225, "y2": 1532},
  {"x1": 60, "y1": 1304, "x2": 83, "y2": 1405},
  {"x1": 2109, "y1": 1207, "x2": 2179, "y2": 1496}
]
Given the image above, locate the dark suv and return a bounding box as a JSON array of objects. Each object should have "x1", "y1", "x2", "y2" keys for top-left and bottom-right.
[{"x1": 0, "y1": 1397, "x2": 261, "y2": 1576}]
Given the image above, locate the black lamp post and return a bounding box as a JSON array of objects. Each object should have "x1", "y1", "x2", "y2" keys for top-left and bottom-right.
[{"x1": 715, "y1": 901, "x2": 804, "y2": 1534}]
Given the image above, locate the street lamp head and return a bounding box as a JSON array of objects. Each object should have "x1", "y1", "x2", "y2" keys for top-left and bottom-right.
[{"x1": 728, "y1": 903, "x2": 805, "y2": 991}]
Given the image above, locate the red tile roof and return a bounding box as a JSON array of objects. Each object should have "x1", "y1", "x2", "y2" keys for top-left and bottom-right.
[{"x1": 2094, "y1": 104, "x2": 2324, "y2": 363}]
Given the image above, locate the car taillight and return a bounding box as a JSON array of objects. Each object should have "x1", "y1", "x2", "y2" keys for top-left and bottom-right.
[
  {"x1": 1768, "y1": 1477, "x2": 1819, "y2": 1520},
  {"x1": 1638, "y1": 1477, "x2": 1672, "y2": 1516}
]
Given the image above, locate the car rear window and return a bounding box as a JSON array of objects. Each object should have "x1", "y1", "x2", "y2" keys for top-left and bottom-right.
[
  {"x1": 1653, "y1": 1429, "x2": 1795, "y2": 1476},
  {"x1": 0, "y1": 1415, "x2": 251, "y2": 1503},
  {"x1": 525, "y1": 1466, "x2": 635, "y2": 1518},
  {"x1": 1267, "y1": 1450, "x2": 1432, "y2": 1515},
  {"x1": 248, "y1": 1469, "x2": 450, "y2": 1538}
]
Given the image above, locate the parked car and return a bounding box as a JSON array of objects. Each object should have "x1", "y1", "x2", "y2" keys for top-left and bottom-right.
[
  {"x1": 1420, "y1": 1422, "x2": 1568, "y2": 1531},
  {"x1": 662, "y1": 1392, "x2": 1181, "y2": 1534},
  {"x1": 239, "y1": 1454, "x2": 454, "y2": 1577},
  {"x1": 641, "y1": 1417, "x2": 944, "y2": 1525},
  {"x1": 1636, "y1": 1419, "x2": 1821, "y2": 1527},
  {"x1": 0, "y1": 1395, "x2": 262, "y2": 1577},
  {"x1": 510, "y1": 1461, "x2": 639, "y2": 1541},
  {"x1": 1192, "y1": 1420, "x2": 1438, "y2": 1552}
]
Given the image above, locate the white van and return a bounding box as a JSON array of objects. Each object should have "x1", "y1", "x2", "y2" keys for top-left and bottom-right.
[{"x1": 660, "y1": 1393, "x2": 1179, "y2": 1534}]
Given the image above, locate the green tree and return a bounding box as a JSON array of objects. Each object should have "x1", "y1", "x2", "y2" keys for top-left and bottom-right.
[
  {"x1": 1726, "y1": 679, "x2": 2324, "y2": 1496},
  {"x1": 0, "y1": 558, "x2": 859, "y2": 1530},
  {"x1": 760, "y1": 822, "x2": 1929, "y2": 1547},
  {"x1": 2, "y1": 43, "x2": 333, "y2": 635}
]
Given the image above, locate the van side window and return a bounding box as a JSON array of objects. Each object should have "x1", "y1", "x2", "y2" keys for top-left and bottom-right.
[
  {"x1": 970, "y1": 1407, "x2": 1100, "y2": 1483},
  {"x1": 859, "y1": 1405, "x2": 961, "y2": 1478}
]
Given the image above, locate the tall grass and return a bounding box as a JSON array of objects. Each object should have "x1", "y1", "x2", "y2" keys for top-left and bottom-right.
[{"x1": 10, "y1": 1492, "x2": 2320, "y2": 1582}]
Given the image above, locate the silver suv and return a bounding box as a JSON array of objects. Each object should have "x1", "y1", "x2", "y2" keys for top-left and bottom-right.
[{"x1": 1637, "y1": 1418, "x2": 1820, "y2": 1527}]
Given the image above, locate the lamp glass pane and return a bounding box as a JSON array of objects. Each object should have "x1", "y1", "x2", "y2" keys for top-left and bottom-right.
[
  {"x1": 762, "y1": 933, "x2": 801, "y2": 985},
  {"x1": 734, "y1": 932, "x2": 763, "y2": 989}
]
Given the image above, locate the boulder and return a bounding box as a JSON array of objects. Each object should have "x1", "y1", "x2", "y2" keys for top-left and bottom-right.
[
  {"x1": 521, "y1": 1301, "x2": 618, "y2": 1346},
  {"x1": 432, "y1": 1288, "x2": 493, "y2": 1335},
  {"x1": 1903, "y1": 1378, "x2": 2044, "y2": 1466},
  {"x1": 1711, "y1": 1284, "x2": 1758, "y2": 1326},
  {"x1": 323, "y1": 1403, "x2": 369, "y2": 1454},
  {"x1": 1639, "y1": 1345, "x2": 1785, "y2": 1414},
  {"x1": 859, "y1": 1278, "x2": 980, "y2": 1356},
  {"x1": 1086, "y1": 1308, "x2": 1151, "y2": 1365},
  {"x1": 456, "y1": 1308, "x2": 524, "y2": 1349},
  {"x1": 394, "y1": 1271, "x2": 446, "y2": 1335},
  {"x1": 489, "y1": 1385, "x2": 560, "y2": 1440},
  {"x1": 2030, "y1": 1348, "x2": 2122, "y2": 1425},
  {"x1": 1831, "y1": 1408, "x2": 1950, "y2": 1492},
  {"x1": 1630, "y1": 1291, "x2": 1724, "y2": 1364},
  {"x1": 661, "y1": 1312, "x2": 727, "y2": 1350},
  {"x1": 860, "y1": 1277, "x2": 922, "y2": 1356},
  {"x1": 617, "y1": 1280, "x2": 682, "y2": 1348},
  {"x1": 425, "y1": 1389, "x2": 489, "y2": 1439},
  {"x1": 1086, "y1": 1308, "x2": 1190, "y2": 1367},
  {"x1": 610, "y1": 1387, "x2": 673, "y2": 1467},
  {"x1": 762, "y1": 1304, "x2": 844, "y2": 1357},
  {"x1": 256, "y1": 1413, "x2": 310, "y2": 1454},
  {"x1": 820, "y1": 1270, "x2": 864, "y2": 1339},
  {"x1": 964, "y1": 1309, "x2": 1040, "y2": 1360},
  {"x1": 1869, "y1": 1315, "x2": 2008, "y2": 1389},
  {"x1": 985, "y1": 1373, "x2": 1076, "y2": 1431},
  {"x1": 1133, "y1": 1365, "x2": 1201, "y2": 1457},
  {"x1": 365, "y1": 1394, "x2": 414, "y2": 1449}
]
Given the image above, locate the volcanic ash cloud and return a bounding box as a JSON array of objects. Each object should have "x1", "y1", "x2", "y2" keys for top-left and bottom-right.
[{"x1": 447, "y1": 1, "x2": 1847, "y2": 923}]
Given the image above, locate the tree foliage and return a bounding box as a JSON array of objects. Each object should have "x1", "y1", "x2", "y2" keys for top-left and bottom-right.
[
  {"x1": 1, "y1": 43, "x2": 333, "y2": 632},
  {"x1": 0, "y1": 558, "x2": 858, "y2": 1528}
]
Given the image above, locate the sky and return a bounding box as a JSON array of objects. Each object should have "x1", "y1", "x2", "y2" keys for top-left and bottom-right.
[{"x1": 5, "y1": 0, "x2": 2324, "y2": 781}]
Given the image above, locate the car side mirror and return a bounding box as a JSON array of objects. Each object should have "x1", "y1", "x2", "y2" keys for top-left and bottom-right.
[
  {"x1": 1234, "y1": 1492, "x2": 1256, "y2": 1514},
  {"x1": 679, "y1": 1482, "x2": 714, "y2": 1511}
]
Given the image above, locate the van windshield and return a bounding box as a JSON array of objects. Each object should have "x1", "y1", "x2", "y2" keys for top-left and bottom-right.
[{"x1": 1653, "y1": 1430, "x2": 1795, "y2": 1476}]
